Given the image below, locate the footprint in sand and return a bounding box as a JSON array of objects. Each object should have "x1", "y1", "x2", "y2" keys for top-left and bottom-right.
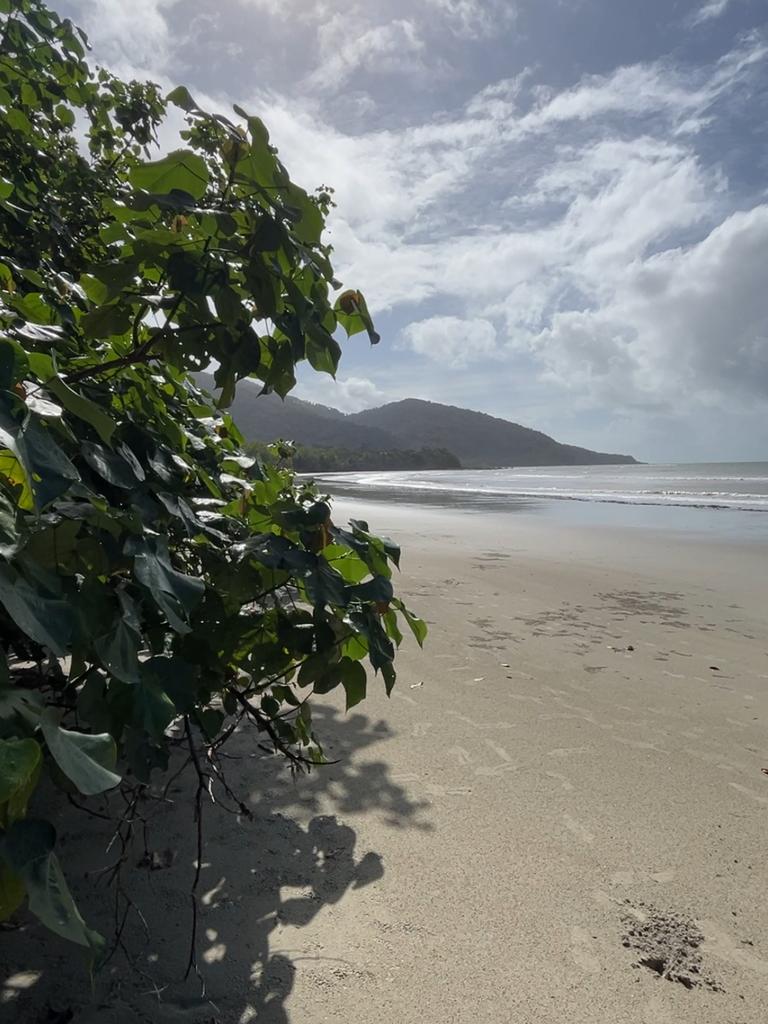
[{"x1": 570, "y1": 925, "x2": 601, "y2": 974}]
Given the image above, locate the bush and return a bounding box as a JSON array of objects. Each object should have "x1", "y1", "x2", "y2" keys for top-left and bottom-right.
[{"x1": 0, "y1": 0, "x2": 425, "y2": 966}]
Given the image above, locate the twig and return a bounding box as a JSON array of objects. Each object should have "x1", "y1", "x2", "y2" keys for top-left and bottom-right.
[{"x1": 183, "y1": 717, "x2": 208, "y2": 986}]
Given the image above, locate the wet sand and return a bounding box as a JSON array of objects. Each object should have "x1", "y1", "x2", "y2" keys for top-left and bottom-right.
[{"x1": 3, "y1": 500, "x2": 768, "y2": 1023}]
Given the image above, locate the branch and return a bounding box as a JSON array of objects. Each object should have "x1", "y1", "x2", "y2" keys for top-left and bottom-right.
[{"x1": 183, "y1": 717, "x2": 208, "y2": 985}]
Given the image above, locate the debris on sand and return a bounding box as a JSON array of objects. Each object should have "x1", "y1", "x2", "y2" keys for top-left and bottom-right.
[{"x1": 620, "y1": 901, "x2": 723, "y2": 992}]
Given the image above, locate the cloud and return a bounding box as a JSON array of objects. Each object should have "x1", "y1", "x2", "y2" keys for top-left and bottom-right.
[
  {"x1": 423, "y1": 0, "x2": 518, "y2": 38},
  {"x1": 74, "y1": 0, "x2": 174, "y2": 76},
  {"x1": 308, "y1": 17, "x2": 425, "y2": 91},
  {"x1": 690, "y1": 0, "x2": 734, "y2": 25},
  {"x1": 61, "y1": 0, "x2": 768, "y2": 451},
  {"x1": 401, "y1": 317, "x2": 499, "y2": 367},
  {"x1": 531, "y1": 205, "x2": 768, "y2": 406},
  {"x1": 293, "y1": 374, "x2": 389, "y2": 413}
]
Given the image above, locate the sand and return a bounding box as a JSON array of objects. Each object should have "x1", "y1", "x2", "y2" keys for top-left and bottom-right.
[{"x1": 3, "y1": 499, "x2": 768, "y2": 1023}]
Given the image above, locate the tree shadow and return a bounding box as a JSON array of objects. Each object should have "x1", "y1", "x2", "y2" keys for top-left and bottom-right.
[{"x1": 1, "y1": 703, "x2": 431, "y2": 1024}]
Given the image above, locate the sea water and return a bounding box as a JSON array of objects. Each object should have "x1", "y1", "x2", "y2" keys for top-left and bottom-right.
[{"x1": 313, "y1": 463, "x2": 768, "y2": 542}]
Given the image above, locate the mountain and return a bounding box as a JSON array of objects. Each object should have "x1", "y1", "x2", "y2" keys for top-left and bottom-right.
[
  {"x1": 197, "y1": 376, "x2": 637, "y2": 467},
  {"x1": 197, "y1": 375, "x2": 403, "y2": 451},
  {"x1": 350, "y1": 399, "x2": 637, "y2": 467}
]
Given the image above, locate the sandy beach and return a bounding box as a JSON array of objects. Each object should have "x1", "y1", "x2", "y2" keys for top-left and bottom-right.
[{"x1": 4, "y1": 499, "x2": 768, "y2": 1023}]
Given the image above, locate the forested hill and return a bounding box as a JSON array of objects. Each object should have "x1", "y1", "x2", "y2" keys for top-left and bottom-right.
[
  {"x1": 350, "y1": 400, "x2": 637, "y2": 467},
  {"x1": 201, "y1": 377, "x2": 404, "y2": 451},
  {"x1": 200, "y1": 377, "x2": 636, "y2": 467}
]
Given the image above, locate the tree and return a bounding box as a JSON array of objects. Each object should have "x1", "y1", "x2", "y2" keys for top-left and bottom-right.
[{"x1": 0, "y1": 0, "x2": 426, "y2": 969}]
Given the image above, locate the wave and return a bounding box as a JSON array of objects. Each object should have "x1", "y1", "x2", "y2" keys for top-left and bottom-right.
[{"x1": 314, "y1": 471, "x2": 768, "y2": 512}]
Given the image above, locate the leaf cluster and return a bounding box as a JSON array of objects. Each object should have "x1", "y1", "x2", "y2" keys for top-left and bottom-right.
[{"x1": 0, "y1": 0, "x2": 425, "y2": 959}]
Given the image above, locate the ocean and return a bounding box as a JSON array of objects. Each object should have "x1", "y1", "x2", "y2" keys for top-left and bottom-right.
[{"x1": 313, "y1": 462, "x2": 768, "y2": 541}]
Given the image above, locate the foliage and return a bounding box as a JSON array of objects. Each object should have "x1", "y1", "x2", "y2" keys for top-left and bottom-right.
[
  {"x1": 0, "y1": 0, "x2": 425, "y2": 966},
  {"x1": 247, "y1": 440, "x2": 462, "y2": 473}
]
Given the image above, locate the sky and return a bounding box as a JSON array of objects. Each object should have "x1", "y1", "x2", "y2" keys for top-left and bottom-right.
[{"x1": 60, "y1": 0, "x2": 768, "y2": 462}]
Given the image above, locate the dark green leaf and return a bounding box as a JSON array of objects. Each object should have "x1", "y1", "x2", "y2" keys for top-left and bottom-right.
[
  {"x1": 0, "y1": 564, "x2": 73, "y2": 655},
  {"x1": 40, "y1": 709, "x2": 120, "y2": 796},
  {"x1": 0, "y1": 819, "x2": 103, "y2": 953},
  {"x1": 0, "y1": 338, "x2": 29, "y2": 390},
  {"x1": 81, "y1": 441, "x2": 138, "y2": 488},
  {"x1": 341, "y1": 661, "x2": 367, "y2": 710},
  {"x1": 46, "y1": 377, "x2": 116, "y2": 444},
  {"x1": 80, "y1": 303, "x2": 132, "y2": 340},
  {"x1": 0, "y1": 738, "x2": 41, "y2": 822}
]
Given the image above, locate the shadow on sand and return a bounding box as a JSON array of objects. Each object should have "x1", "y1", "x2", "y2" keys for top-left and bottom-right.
[{"x1": 1, "y1": 703, "x2": 431, "y2": 1024}]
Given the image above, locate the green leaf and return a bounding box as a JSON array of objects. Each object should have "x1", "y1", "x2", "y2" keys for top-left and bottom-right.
[
  {"x1": 129, "y1": 149, "x2": 209, "y2": 201},
  {"x1": 0, "y1": 860, "x2": 25, "y2": 921},
  {"x1": 81, "y1": 441, "x2": 138, "y2": 488},
  {"x1": 399, "y1": 604, "x2": 427, "y2": 647},
  {"x1": 0, "y1": 819, "x2": 103, "y2": 953},
  {"x1": 166, "y1": 85, "x2": 199, "y2": 112},
  {"x1": 306, "y1": 326, "x2": 341, "y2": 376},
  {"x1": 45, "y1": 376, "x2": 116, "y2": 444},
  {"x1": 0, "y1": 738, "x2": 42, "y2": 824},
  {"x1": 17, "y1": 414, "x2": 80, "y2": 509},
  {"x1": 40, "y1": 709, "x2": 120, "y2": 796},
  {"x1": 0, "y1": 564, "x2": 74, "y2": 655},
  {"x1": 0, "y1": 686, "x2": 43, "y2": 733},
  {"x1": 0, "y1": 488, "x2": 20, "y2": 558},
  {"x1": 141, "y1": 656, "x2": 199, "y2": 714},
  {"x1": 348, "y1": 575, "x2": 394, "y2": 604},
  {"x1": 381, "y1": 660, "x2": 396, "y2": 696},
  {"x1": 129, "y1": 536, "x2": 204, "y2": 634},
  {"x1": 341, "y1": 660, "x2": 367, "y2": 711},
  {"x1": 80, "y1": 302, "x2": 132, "y2": 340},
  {"x1": 133, "y1": 679, "x2": 175, "y2": 740},
  {"x1": 334, "y1": 290, "x2": 381, "y2": 345},
  {"x1": 94, "y1": 619, "x2": 140, "y2": 684},
  {"x1": 0, "y1": 338, "x2": 29, "y2": 390},
  {"x1": 197, "y1": 708, "x2": 224, "y2": 742}
]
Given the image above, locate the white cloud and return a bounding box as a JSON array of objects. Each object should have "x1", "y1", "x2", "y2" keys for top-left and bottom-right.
[
  {"x1": 293, "y1": 374, "x2": 388, "y2": 413},
  {"x1": 531, "y1": 206, "x2": 768, "y2": 406},
  {"x1": 423, "y1": 0, "x2": 518, "y2": 38},
  {"x1": 401, "y1": 317, "x2": 498, "y2": 367},
  {"x1": 690, "y1": 0, "x2": 734, "y2": 26},
  {"x1": 308, "y1": 17, "x2": 425, "y2": 91},
  {"x1": 60, "y1": 1, "x2": 768, "y2": 447},
  {"x1": 75, "y1": 0, "x2": 174, "y2": 76}
]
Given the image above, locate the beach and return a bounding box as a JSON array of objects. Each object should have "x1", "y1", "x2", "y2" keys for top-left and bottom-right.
[{"x1": 4, "y1": 497, "x2": 768, "y2": 1023}]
